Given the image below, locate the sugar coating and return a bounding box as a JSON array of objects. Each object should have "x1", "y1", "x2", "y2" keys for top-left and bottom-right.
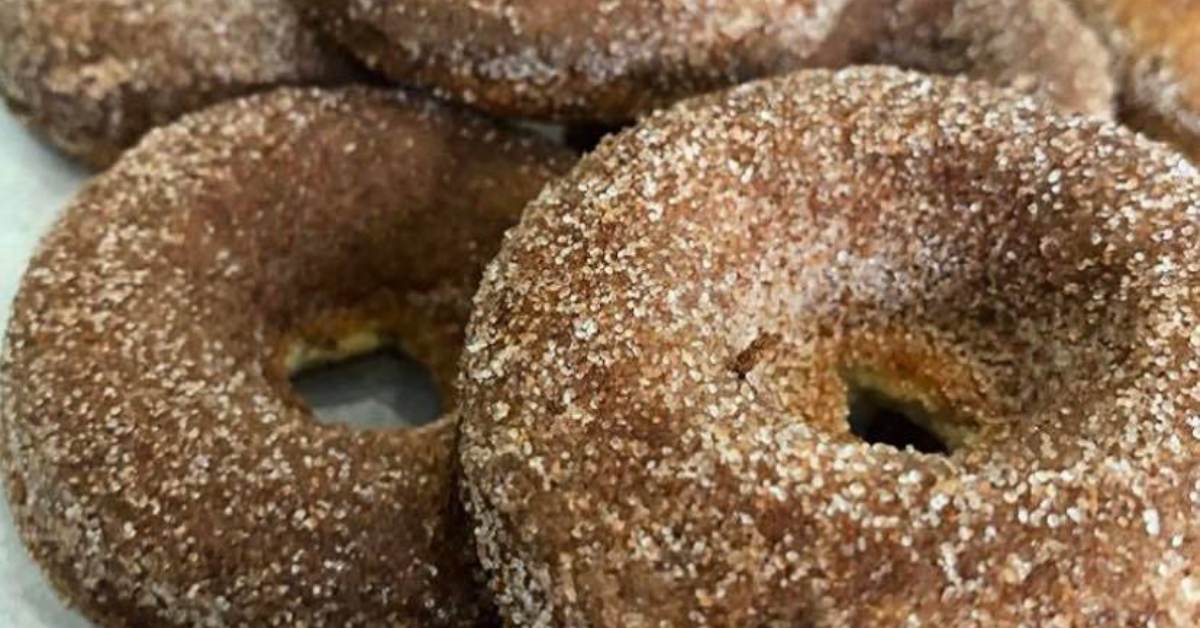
[
  {"x1": 0, "y1": 87, "x2": 572, "y2": 627},
  {"x1": 294, "y1": 0, "x2": 1114, "y2": 122},
  {"x1": 873, "y1": 0, "x2": 1115, "y2": 118},
  {"x1": 459, "y1": 67, "x2": 1200, "y2": 626},
  {"x1": 0, "y1": 0, "x2": 355, "y2": 167},
  {"x1": 1066, "y1": 0, "x2": 1200, "y2": 162}
]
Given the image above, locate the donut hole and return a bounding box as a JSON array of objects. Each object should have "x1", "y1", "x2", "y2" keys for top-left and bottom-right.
[
  {"x1": 286, "y1": 333, "x2": 443, "y2": 430},
  {"x1": 845, "y1": 385, "x2": 950, "y2": 455},
  {"x1": 839, "y1": 364, "x2": 981, "y2": 455}
]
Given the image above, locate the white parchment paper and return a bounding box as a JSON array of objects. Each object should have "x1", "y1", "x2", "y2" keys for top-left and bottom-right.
[{"x1": 0, "y1": 106, "x2": 92, "y2": 627}]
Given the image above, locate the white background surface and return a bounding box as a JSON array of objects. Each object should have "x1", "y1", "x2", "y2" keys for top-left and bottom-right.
[{"x1": 0, "y1": 110, "x2": 91, "y2": 625}]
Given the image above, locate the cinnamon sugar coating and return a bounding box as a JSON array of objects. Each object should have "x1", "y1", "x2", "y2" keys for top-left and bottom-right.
[
  {"x1": 1067, "y1": 0, "x2": 1200, "y2": 162},
  {"x1": 459, "y1": 67, "x2": 1200, "y2": 626},
  {"x1": 291, "y1": 0, "x2": 1113, "y2": 123},
  {"x1": 0, "y1": 0, "x2": 357, "y2": 168},
  {"x1": 873, "y1": 0, "x2": 1115, "y2": 120},
  {"x1": 1, "y1": 87, "x2": 572, "y2": 627}
]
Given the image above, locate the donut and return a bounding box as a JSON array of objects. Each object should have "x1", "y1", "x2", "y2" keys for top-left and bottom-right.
[
  {"x1": 873, "y1": 0, "x2": 1116, "y2": 119},
  {"x1": 0, "y1": 87, "x2": 572, "y2": 626},
  {"x1": 1066, "y1": 0, "x2": 1200, "y2": 161},
  {"x1": 291, "y1": 0, "x2": 1115, "y2": 123},
  {"x1": 0, "y1": 0, "x2": 357, "y2": 168},
  {"x1": 458, "y1": 66, "x2": 1200, "y2": 625}
]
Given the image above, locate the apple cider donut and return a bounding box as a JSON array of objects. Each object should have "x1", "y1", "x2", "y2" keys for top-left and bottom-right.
[
  {"x1": 291, "y1": 0, "x2": 1114, "y2": 123},
  {"x1": 0, "y1": 0, "x2": 357, "y2": 168},
  {"x1": 1067, "y1": 0, "x2": 1200, "y2": 161},
  {"x1": 0, "y1": 87, "x2": 572, "y2": 627},
  {"x1": 459, "y1": 67, "x2": 1200, "y2": 626},
  {"x1": 873, "y1": 0, "x2": 1116, "y2": 120}
]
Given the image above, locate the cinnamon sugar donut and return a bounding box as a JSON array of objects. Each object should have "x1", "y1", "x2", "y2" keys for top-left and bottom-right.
[
  {"x1": 1067, "y1": 0, "x2": 1200, "y2": 161},
  {"x1": 292, "y1": 0, "x2": 1114, "y2": 123},
  {"x1": 874, "y1": 0, "x2": 1116, "y2": 119},
  {"x1": 1, "y1": 87, "x2": 572, "y2": 627},
  {"x1": 0, "y1": 0, "x2": 357, "y2": 168},
  {"x1": 459, "y1": 67, "x2": 1200, "y2": 626}
]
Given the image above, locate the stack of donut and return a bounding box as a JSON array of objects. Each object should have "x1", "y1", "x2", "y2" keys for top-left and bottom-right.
[{"x1": 2, "y1": 2, "x2": 1200, "y2": 628}]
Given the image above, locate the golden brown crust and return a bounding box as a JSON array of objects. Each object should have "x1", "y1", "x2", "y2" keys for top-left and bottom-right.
[
  {"x1": 458, "y1": 67, "x2": 1200, "y2": 626},
  {"x1": 0, "y1": 87, "x2": 573, "y2": 627},
  {"x1": 0, "y1": 0, "x2": 358, "y2": 168},
  {"x1": 1067, "y1": 0, "x2": 1200, "y2": 161},
  {"x1": 291, "y1": 0, "x2": 1114, "y2": 122}
]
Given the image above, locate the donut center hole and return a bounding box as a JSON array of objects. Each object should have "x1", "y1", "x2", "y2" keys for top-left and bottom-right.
[
  {"x1": 845, "y1": 385, "x2": 950, "y2": 455},
  {"x1": 290, "y1": 346, "x2": 441, "y2": 430}
]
